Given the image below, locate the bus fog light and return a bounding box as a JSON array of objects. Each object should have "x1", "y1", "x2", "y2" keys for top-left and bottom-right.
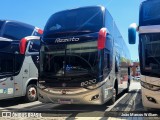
[
  {"x1": 146, "y1": 96, "x2": 157, "y2": 104},
  {"x1": 90, "y1": 94, "x2": 99, "y2": 101}
]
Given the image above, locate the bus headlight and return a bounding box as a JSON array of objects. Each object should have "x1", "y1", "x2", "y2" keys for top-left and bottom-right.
[
  {"x1": 141, "y1": 81, "x2": 160, "y2": 91},
  {"x1": 85, "y1": 81, "x2": 104, "y2": 90}
]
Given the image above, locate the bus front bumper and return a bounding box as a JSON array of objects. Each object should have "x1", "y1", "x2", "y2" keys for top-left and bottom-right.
[
  {"x1": 37, "y1": 87, "x2": 105, "y2": 105},
  {"x1": 141, "y1": 86, "x2": 160, "y2": 109}
]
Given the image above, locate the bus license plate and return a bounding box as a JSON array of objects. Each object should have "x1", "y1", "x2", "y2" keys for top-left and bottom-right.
[{"x1": 58, "y1": 99, "x2": 72, "y2": 104}]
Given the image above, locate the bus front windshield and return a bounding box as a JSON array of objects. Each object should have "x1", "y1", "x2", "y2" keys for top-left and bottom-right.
[
  {"x1": 140, "y1": 0, "x2": 160, "y2": 25},
  {"x1": 140, "y1": 34, "x2": 160, "y2": 77},
  {"x1": 40, "y1": 41, "x2": 98, "y2": 78}
]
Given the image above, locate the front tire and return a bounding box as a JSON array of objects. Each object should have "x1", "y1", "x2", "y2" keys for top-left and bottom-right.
[
  {"x1": 25, "y1": 84, "x2": 38, "y2": 102},
  {"x1": 108, "y1": 87, "x2": 117, "y2": 105}
]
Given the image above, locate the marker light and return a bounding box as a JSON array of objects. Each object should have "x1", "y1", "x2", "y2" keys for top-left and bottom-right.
[
  {"x1": 19, "y1": 38, "x2": 27, "y2": 54},
  {"x1": 35, "y1": 27, "x2": 43, "y2": 34},
  {"x1": 38, "y1": 29, "x2": 43, "y2": 34},
  {"x1": 98, "y1": 28, "x2": 107, "y2": 50}
]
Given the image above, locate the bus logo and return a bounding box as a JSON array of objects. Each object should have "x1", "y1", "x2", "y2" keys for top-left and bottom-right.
[
  {"x1": 55, "y1": 37, "x2": 79, "y2": 43},
  {"x1": 2, "y1": 112, "x2": 11, "y2": 117},
  {"x1": 66, "y1": 65, "x2": 72, "y2": 71}
]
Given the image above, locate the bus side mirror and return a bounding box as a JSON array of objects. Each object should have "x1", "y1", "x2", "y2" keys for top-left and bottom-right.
[{"x1": 128, "y1": 23, "x2": 137, "y2": 44}]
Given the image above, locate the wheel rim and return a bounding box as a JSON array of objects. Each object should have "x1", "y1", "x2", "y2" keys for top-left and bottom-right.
[{"x1": 28, "y1": 87, "x2": 37, "y2": 100}]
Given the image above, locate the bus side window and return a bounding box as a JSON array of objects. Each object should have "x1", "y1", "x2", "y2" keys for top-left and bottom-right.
[
  {"x1": 0, "y1": 53, "x2": 14, "y2": 74},
  {"x1": 14, "y1": 54, "x2": 24, "y2": 73},
  {"x1": 28, "y1": 40, "x2": 40, "y2": 53},
  {"x1": 27, "y1": 40, "x2": 40, "y2": 69},
  {"x1": 104, "y1": 49, "x2": 110, "y2": 70},
  {"x1": 105, "y1": 34, "x2": 113, "y2": 70}
]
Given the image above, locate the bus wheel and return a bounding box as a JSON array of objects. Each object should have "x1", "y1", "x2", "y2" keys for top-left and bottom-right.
[
  {"x1": 25, "y1": 84, "x2": 38, "y2": 102},
  {"x1": 108, "y1": 87, "x2": 117, "y2": 105}
]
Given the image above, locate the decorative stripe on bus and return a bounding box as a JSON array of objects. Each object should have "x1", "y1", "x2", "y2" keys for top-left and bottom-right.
[{"x1": 139, "y1": 25, "x2": 160, "y2": 33}]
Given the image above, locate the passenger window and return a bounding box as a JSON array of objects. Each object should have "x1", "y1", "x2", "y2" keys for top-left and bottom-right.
[{"x1": 105, "y1": 10, "x2": 113, "y2": 35}]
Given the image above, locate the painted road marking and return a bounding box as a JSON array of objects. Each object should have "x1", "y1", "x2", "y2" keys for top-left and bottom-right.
[
  {"x1": 105, "y1": 93, "x2": 128, "y2": 112},
  {"x1": 105, "y1": 80, "x2": 140, "y2": 112},
  {"x1": 0, "y1": 101, "x2": 42, "y2": 111},
  {"x1": 124, "y1": 89, "x2": 139, "y2": 111}
]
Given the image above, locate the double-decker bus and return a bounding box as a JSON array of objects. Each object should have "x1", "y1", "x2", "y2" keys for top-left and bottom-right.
[
  {"x1": 0, "y1": 20, "x2": 43, "y2": 102},
  {"x1": 128, "y1": 0, "x2": 160, "y2": 109},
  {"x1": 38, "y1": 6, "x2": 131, "y2": 105}
]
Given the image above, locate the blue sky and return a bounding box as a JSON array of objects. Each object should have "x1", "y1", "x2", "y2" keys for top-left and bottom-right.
[{"x1": 0, "y1": 0, "x2": 141, "y2": 60}]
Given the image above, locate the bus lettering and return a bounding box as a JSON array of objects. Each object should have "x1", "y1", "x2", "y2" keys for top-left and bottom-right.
[
  {"x1": 55, "y1": 37, "x2": 79, "y2": 43},
  {"x1": 81, "y1": 79, "x2": 97, "y2": 87}
]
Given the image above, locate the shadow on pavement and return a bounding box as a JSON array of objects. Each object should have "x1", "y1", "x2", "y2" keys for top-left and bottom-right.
[{"x1": 0, "y1": 97, "x2": 28, "y2": 107}]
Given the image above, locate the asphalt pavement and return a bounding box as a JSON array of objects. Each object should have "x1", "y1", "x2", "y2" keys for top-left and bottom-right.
[{"x1": 0, "y1": 80, "x2": 159, "y2": 120}]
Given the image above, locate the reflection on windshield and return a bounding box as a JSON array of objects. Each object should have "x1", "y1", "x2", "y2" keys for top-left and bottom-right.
[
  {"x1": 141, "y1": 0, "x2": 160, "y2": 25},
  {"x1": 140, "y1": 34, "x2": 160, "y2": 76},
  {"x1": 40, "y1": 41, "x2": 98, "y2": 77},
  {"x1": 143, "y1": 3, "x2": 160, "y2": 20},
  {"x1": 44, "y1": 7, "x2": 103, "y2": 34}
]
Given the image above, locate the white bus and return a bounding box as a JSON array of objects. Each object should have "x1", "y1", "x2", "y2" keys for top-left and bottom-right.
[
  {"x1": 128, "y1": 0, "x2": 160, "y2": 109},
  {"x1": 38, "y1": 6, "x2": 131, "y2": 105},
  {"x1": 0, "y1": 20, "x2": 43, "y2": 102}
]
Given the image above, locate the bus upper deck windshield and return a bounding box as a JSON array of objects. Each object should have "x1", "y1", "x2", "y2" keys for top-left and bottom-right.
[
  {"x1": 43, "y1": 7, "x2": 103, "y2": 38},
  {"x1": 140, "y1": 0, "x2": 160, "y2": 25}
]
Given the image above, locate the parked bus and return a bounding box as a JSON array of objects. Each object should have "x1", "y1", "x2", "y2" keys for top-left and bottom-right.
[
  {"x1": 0, "y1": 20, "x2": 43, "y2": 102},
  {"x1": 128, "y1": 0, "x2": 160, "y2": 109},
  {"x1": 38, "y1": 6, "x2": 131, "y2": 105}
]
